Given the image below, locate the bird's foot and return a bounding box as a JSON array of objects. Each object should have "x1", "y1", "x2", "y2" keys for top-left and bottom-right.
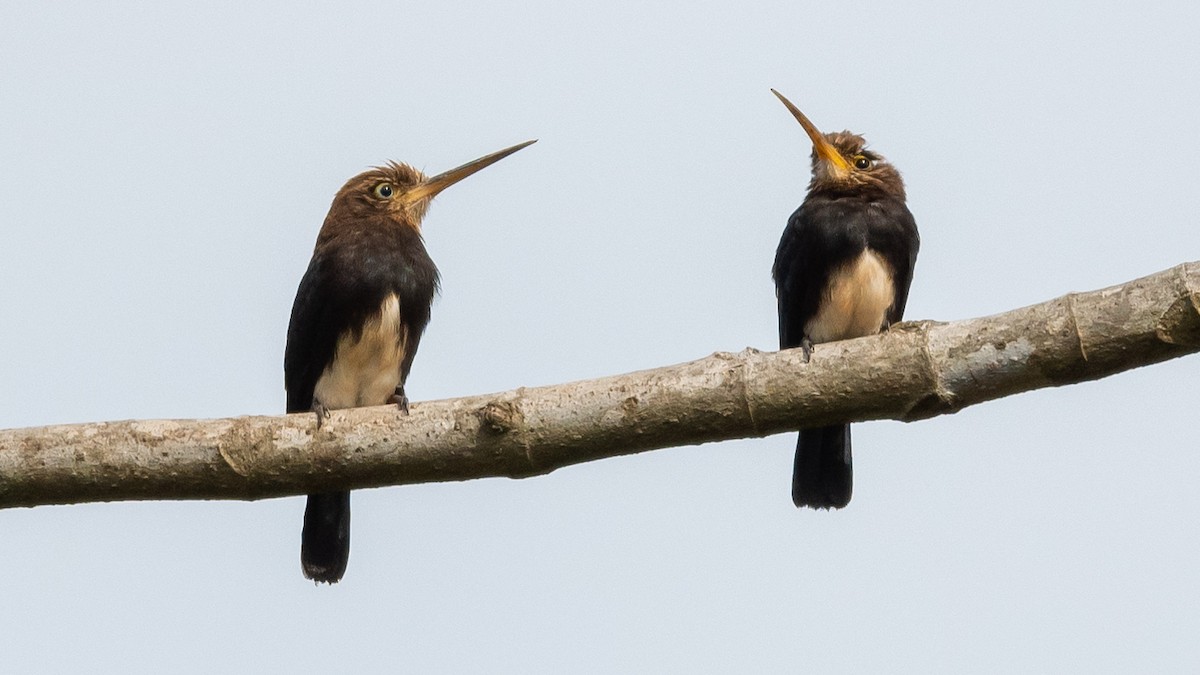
[
  {"x1": 389, "y1": 386, "x2": 410, "y2": 415},
  {"x1": 800, "y1": 336, "x2": 814, "y2": 363},
  {"x1": 312, "y1": 400, "x2": 331, "y2": 429}
]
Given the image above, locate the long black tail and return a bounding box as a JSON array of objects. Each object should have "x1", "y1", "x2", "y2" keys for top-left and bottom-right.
[
  {"x1": 302, "y1": 491, "x2": 350, "y2": 583},
  {"x1": 792, "y1": 424, "x2": 852, "y2": 509}
]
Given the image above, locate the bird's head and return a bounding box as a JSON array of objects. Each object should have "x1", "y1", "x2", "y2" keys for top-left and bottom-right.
[
  {"x1": 325, "y1": 140, "x2": 537, "y2": 231},
  {"x1": 771, "y1": 89, "x2": 905, "y2": 201}
]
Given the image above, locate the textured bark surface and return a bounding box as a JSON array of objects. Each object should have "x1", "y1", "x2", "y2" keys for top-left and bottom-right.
[{"x1": 1, "y1": 262, "x2": 1197, "y2": 510}]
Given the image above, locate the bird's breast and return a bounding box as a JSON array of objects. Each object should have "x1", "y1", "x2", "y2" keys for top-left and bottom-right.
[
  {"x1": 313, "y1": 293, "x2": 407, "y2": 410},
  {"x1": 805, "y1": 250, "x2": 895, "y2": 343}
]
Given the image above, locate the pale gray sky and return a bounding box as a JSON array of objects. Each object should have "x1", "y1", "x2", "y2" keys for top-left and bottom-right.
[{"x1": 2, "y1": 1, "x2": 1198, "y2": 672}]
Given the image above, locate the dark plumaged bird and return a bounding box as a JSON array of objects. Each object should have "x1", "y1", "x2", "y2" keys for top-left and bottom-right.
[
  {"x1": 770, "y1": 89, "x2": 919, "y2": 509},
  {"x1": 285, "y1": 139, "x2": 536, "y2": 583}
]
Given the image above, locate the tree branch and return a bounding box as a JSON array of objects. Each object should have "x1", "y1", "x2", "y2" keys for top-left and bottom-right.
[{"x1": 2, "y1": 262, "x2": 1197, "y2": 510}]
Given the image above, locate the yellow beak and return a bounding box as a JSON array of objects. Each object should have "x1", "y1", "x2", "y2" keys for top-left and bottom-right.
[
  {"x1": 770, "y1": 89, "x2": 851, "y2": 175},
  {"x1": 401, "y1": 139, "x2": 538, "y2": 205}
]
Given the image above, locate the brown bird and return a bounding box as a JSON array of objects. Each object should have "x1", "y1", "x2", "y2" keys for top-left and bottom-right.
[
  {"x1": 770, "y1": 89, "x2": 919, "y2": 509},
  {"x1": 285, "y1": 140, "x2": 536, "y2": 583}
]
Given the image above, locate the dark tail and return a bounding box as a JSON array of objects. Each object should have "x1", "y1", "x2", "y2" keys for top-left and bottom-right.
[
  {"x1": 302, "y1": 491, "x2": 350, "y2": 583},
  {"x1": 792, "y1": 424, "x2": 852, "y2": 509}
]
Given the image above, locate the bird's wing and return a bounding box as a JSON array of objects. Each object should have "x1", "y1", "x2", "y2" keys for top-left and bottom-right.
[
  {"x1": 398, "y1": 327, "x2": 423, "y2": 386},
  {"x1": 867, "y1": 201, "x2": 920, "y2": 324},
  {"x1": 284, "y1": 252, "x2": 345, "y2": 414},
  {"x1": 773, "y1": 202, "x2": 846, "y2": 349}
]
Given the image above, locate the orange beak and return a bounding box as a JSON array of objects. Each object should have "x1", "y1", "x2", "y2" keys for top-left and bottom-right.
[{"x1": 771, "y1": 89, "x2": 851, "y2": 177}]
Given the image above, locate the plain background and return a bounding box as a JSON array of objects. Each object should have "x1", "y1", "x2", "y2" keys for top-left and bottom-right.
[{"x1": 2, "y1": 2, "x2": 1198, "y2": 672}]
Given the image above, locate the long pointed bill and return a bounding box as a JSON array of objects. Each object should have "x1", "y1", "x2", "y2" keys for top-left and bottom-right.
[
  {"x1": 770, "y1": 89, "x2": 850, "y2": 175},
  {"x1": 401, "y1": 139, "x2": 538, "y2": 205}
]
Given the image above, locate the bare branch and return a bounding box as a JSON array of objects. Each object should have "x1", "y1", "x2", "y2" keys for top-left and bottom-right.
[{"x1": 1, "y1": 261, "x2": 1197, "y2": 510}]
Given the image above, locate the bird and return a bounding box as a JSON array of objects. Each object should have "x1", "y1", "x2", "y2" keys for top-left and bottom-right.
[
  {"x1": 769, "y1": 89, "x2": 919, "y2": 510},
  {"x1": 285, "y1": 139, "x2": 536, "y2": 583}
]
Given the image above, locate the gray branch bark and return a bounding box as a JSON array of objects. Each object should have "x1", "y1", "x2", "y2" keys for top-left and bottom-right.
[{"x1": 2, "y1": 262, "x2": 1197, "y2": 510}]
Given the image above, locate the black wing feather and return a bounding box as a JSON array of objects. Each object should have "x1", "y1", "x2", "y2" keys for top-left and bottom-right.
[
  {"x1": 284, "y1": 252, "x2": 341, "y2": 414},
  {"x1": 864, "y1": 199, "x2": 919, "y2": 324}
]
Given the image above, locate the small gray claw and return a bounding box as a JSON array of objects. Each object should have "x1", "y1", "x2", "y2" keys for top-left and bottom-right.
[
  {"x1": 389, "y1": 386, "x2": 410, "y2": 415},
  {"x1": 312, "y1": 400, "x2": 331, "y2": 429}
]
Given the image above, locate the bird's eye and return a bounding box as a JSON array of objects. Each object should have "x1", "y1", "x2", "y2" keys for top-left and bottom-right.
[
  {"x1": 854, "y1": 156, "x2": 872, "y2": 170},
  {"x1": 373, "y1": 183, "x2": 395, "y2": 199}
]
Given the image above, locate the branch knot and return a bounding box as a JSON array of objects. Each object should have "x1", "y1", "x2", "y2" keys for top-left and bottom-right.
[{"x1": 479, "y1": 401, "x2": 523, "y2": 435}]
